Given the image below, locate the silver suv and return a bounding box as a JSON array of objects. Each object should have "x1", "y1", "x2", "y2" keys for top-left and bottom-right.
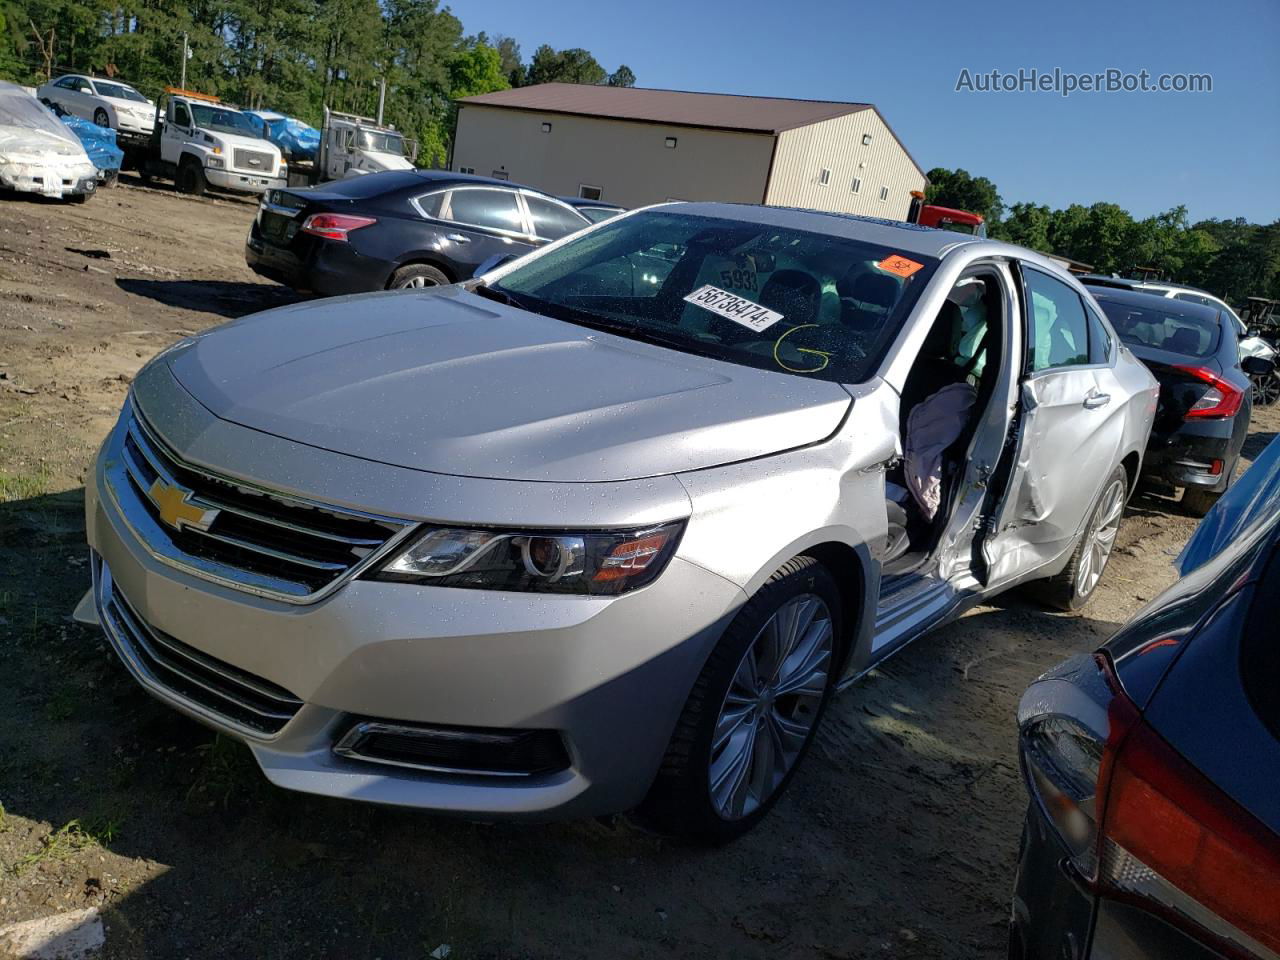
[{"x1": 82, "y1": 203, "x2": 1157, "y2": 842}]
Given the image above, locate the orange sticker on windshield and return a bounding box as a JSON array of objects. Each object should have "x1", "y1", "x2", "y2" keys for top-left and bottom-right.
[{"x1": 876, "y1": 254, "x2": 924, "y2": 278}]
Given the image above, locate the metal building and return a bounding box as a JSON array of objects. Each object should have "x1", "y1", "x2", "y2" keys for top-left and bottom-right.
[{"x1": 453, "y1": 84, "x2": 928, "y2": 219}]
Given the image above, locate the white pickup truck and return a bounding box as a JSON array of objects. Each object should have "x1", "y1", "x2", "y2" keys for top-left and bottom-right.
[{"x1": 135, "y1": 88, "x2": 286, "y2": 197}]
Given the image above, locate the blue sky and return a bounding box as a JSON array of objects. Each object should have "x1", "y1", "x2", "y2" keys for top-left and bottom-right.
[{"x1": 454, "y1": 0, "x2": 1279, "y2": 224}]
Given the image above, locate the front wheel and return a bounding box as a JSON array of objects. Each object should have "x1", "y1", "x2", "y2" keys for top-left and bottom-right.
[
  {"x1": 1032, "y1": 465, "x2": 1128, "y2": 611},
  {"x1": 635, "y1": 556, "x2": 842, "y2": 844},
  {"x1": 177, "y1": 161, "x2": 207, "y2": 196},
  {"x1": 1252, "y1": 373, "x2": 1280, "y2": 407}
]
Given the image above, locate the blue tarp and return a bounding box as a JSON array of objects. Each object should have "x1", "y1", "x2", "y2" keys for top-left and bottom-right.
[
  {"x1": 56, "y1": 112, "x2": 124, "y2": 174},
  {"x1": 247, "y1": 111, "x2": 320, "y2": 161}
]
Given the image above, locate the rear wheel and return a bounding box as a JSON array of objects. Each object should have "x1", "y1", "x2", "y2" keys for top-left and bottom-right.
[
  {"x1": 93, "y1": 107, "x2": 110, "y2": 128},
  {"x1": 177, "y1": 160, "x2": 207, "y2": 196},
  {"x1": 635, "y1": 556, "x2": 842, "y2": 844},
  {"x1": 1033, "y1": 465, "x2": 1127, "y2": 611},
  {"x1": 389, "y1": 263, "x2": 449, "y2": 290}
]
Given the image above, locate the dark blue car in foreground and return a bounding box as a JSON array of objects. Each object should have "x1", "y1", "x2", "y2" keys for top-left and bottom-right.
[{"x1": 1010, "y1": 436, "x2": 1280, "y2": 959}]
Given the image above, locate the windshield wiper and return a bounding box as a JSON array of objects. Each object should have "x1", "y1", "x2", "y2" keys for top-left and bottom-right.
[
  {"x1": 470, "y1": 283, "x2": 515, "y2": 306},
  {"x1": 554, "y1": 310, "x2": 729, "y2": 360}
]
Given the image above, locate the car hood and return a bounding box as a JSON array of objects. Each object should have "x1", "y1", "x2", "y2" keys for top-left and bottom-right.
[{"x1": 162, "y1": 288, "x2": 852, "y2": 482}]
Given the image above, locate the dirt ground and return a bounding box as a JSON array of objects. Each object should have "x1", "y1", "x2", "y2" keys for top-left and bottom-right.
[{"x1": 0, "y1": 181, "x2": 1275, "y2": 960}]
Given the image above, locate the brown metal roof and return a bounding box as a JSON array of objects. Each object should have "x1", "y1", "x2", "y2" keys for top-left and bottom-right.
[{"x1": 458, "y1": 83, "x2": 872, "y2": 135}]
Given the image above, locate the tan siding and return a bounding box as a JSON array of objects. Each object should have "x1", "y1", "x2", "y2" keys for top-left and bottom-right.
[
  {"x1": 764, "y1": 110, "x2": 926, "y2": 220},
  {"x1": 453, "y1": 105, "x2": 774, "y2": 208}
]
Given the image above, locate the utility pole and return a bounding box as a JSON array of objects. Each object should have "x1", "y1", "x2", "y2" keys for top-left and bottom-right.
[
  {"x1": 376, "y1": 77, "x2": 386, "y2": 125},
  {"x1": 180, "y1": 32, "x2": 189, "y2": 89}
]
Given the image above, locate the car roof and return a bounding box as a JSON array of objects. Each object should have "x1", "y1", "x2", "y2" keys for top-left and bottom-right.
[
  {"x1": 652, "y1": 201, "x2": 1032, "y2": 261},
  {"x1": 290, "y1": 169, "x2": 564, "y2": 202},
  {"x1": 1091, "y1": 285, "x2": 1223, "y2": 321},
  {"x1": 560, "y1": 196, "x2": 625, "y2": 210}
]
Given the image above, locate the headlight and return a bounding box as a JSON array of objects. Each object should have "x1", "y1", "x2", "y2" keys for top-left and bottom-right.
[
  {"x1": 207, "y1": 156, "x2": 224, "y2": 169},
  {"x1": 371, "y1": 522, "x2": 684, "y2": 595}
]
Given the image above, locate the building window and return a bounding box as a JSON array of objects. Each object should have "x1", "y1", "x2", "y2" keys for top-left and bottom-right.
[
  {"x1": 818, "y1": 168, "x2": 831, "y2": 186},
  {"x1": 664, "y1": 136, "x2": 677, "y2": 149},
  {"x1": 579, "y1": 184, "x2": 603, "y2": 201},
  {"x1": 457, "y1": 166, "x2": 475, "y2": 174},
  {"x1": 851, "y1": 177, "x2": 862, "y2": 194},
  {"x1": 862, "y1": 133, "x2": 873, "y2": 146},
  {"x1": 878, "y1": 185, "x2": 889, "y2": 202},
  {"x1": 540, "y1": 122, "x2": 552, "y2": 133},
  {"x1": 491, "y1": 169, "x2": 509, "y2": 181}
]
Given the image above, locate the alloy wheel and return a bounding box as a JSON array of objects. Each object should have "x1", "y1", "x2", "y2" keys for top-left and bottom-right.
[
  {"x1": 1257, "y1": 374, "x2": 1280, "y2": 407},
  {"x1": 709, "y1": 594, "x2": 833, "y2": 820},
  {"x1": 1076, "y1": 478, "x2": 1125, "y2": 598},
  {"x1": 399, "y1": 276, "x2": 439, "y2": 289}
]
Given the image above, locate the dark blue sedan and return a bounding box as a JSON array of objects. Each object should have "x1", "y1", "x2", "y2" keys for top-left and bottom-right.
[
  {"x1": 246, "y1": 170, "x2": 591, "y2": 295},
  {"x1": 1010, "y1": 435, "x2": 1280, "y2": 959}
]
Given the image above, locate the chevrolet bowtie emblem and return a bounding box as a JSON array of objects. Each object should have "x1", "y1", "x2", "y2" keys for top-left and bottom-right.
[{"x1": 148, "y1": 478, "x2": 219, "y2": 532}]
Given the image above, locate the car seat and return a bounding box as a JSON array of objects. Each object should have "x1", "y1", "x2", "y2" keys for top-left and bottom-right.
[
  {"x1": 1167, "y1": 327, "x2": 1203, "y2": 355},
  {"x1": 757, "y1": 269, "x2": 822, "y2": 327},
  {"x1": 838, "y1": 271, "x2": 900, "y2": 333}
]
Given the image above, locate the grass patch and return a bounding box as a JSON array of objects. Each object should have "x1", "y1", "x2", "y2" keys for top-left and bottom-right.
[
  {"x1": 0, "y1": 466, "x2": 51, "y2": 503},
  {"x1": 186, "y1": 735, "x2": 264, "y2": 809},
  {"x1": 10, "y1": 816, "x2": 119, "y2": 875}
]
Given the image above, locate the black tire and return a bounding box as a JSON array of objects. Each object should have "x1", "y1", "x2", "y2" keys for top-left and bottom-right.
[
  {"x1": 1181, "y1": 487, "x2": 1220, "y2": 518},
  {"x1": 93, "y1": 108, "x2": 110, "y2": 128},
  {"x1": 388, "y1": 263, "x2": 450, "y2": 290},
  {"x1": 69, "y1": 193, "x2": 90, "y2": 204},
  {"x1": 1032, "y1": 465, "x2": 1128, "y2": 612},
  {"x1": 635, "y1": 556, "x2": 844, "y2": 844},
  {"x1": 177, "y1": 160, "x2": 207, "y2": 196}
]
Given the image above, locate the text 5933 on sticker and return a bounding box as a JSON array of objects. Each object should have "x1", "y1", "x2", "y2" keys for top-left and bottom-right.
[{"x1": 683, "y1": 284, "x2": 784, "y2": 333}]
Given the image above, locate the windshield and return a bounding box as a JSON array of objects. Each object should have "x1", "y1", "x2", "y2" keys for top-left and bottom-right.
[
  {"x1": 93, "y1": 80, "x2": 147, "y2": 103},
  {"x1": 580, "y1": 206, "x2": 622, "y2": 223},
  {"x1": 189, "y1": 103, "x2": 258, "y2": 136},
  {"x1": 492, "y1": 210, "x2": 940, "y2": 384},
  {"x1": 360, "y1": 130, "x2": 405, "y2": 155},
  {"x1": 1097, "y1": 298, "x2": 1221, "y2": 358}
]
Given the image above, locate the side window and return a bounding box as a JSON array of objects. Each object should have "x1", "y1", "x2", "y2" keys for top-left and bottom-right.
[
  {"x1": 173, "y1": 103, "x2": 192, "y2": 128},
  {"x1": 525, "y1": 195, "x2": 588, "y2": 241},
  {"x1": 1086, "y1": 303, "x2": 1113, "y2": 363},
  {"x1": 76, "y1": 78, "x2": 94, "y2": 93},
  {"x1": 445, "y1": 188, "x2": 526, "y2": 234},
  {"x1": 1023, "y1": 268, "x2": 1090, "y2": 372},
  {"x1": 55, "y1": 76, "x2": 78, "y2": 90},
  {"x1": 415, "y1": 192, "x2": 444, "y2": 219}
]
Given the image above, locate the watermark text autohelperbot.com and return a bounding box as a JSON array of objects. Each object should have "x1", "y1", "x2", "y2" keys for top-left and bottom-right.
[{"x1": 955, "y1": 67, "x2": 1212, "y2": 97}]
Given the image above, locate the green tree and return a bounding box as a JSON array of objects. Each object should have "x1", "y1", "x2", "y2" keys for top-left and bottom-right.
[
  {"x1": 527, "y1": 44, "x2": 606, "y2": 85},
  {"x1": 607, "y1": 64, "x2": 635, "y2": 87},
  {"x1": 994, "y1": 202, "x2": 1052, "y2": 252},
  {"x1": 924, "y1": 167, "x2": 1004, "y2": 224},
  {"x1": 494, "y1": 34, "x2": 523, "y2": 87}
]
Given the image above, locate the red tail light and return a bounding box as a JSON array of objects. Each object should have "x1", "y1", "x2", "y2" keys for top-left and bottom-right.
[
  {"x1": 301, "y1": 213, "x2": 376, "y2": 241},
  {"x1": 1174, "y1": 365, "x2": 1244, "y2": 420},
  {"x1": 1099, "y1": 718, "x2": 1280, "y2": 957}
]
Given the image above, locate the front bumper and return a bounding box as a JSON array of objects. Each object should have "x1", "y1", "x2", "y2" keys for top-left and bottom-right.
[
  {"x1": 206, "y1": 167, "x2": 285, "y2": 195},
  {"x1": 0, "y1": 161, "x2": 97, "y2": 198},
  {"x1": 85, "y1": 405, "x2": 742, "y2": 820}
]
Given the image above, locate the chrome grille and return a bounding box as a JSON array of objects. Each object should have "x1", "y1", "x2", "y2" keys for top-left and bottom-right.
[
  {"x1": 105, "y1": 407, "x2": 411, "y2": 601},
  {"x1": 95, "y1": 555, "x2": 303, "y2": 737},
  {"x1": 233, "y1": 148, "x2": 274, "y2": 173}
]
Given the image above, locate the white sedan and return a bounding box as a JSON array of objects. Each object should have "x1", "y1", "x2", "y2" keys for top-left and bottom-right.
[{"x1": 36, "y1": 74, "x2": 155, "y2": 141}]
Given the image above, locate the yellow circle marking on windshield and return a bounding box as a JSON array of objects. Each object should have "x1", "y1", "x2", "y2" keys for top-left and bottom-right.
[{"x1": 773, "y1": 324, "x2": 834, "y2": 374}]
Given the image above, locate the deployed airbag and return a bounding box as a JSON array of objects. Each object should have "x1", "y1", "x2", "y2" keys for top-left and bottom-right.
[{"x1": 904, "y1": 382, "x2": 978, "y2": 519}]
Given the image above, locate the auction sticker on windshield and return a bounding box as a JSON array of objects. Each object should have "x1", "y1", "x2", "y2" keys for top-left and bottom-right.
[{"x1": 683, "y1": 285, "x2": 784, "y2": 333}]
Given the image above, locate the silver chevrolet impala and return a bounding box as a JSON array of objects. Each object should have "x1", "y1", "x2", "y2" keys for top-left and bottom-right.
[{"x1": 81, "y1": 203, "x2": 1157, "y2": 842}]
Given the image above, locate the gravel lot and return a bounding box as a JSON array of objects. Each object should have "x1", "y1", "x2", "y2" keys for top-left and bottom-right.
[{"x1": 1, "y1": 182, "x2": 1274, "y2": 960}]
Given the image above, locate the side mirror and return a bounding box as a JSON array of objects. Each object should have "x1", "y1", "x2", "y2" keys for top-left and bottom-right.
[
  {"x1": 1242, "y1": 355, "x2": 1275, "y2": 376},
  {"x1": 473, "y1": 253, "x2": 517, "y2": 278}
]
